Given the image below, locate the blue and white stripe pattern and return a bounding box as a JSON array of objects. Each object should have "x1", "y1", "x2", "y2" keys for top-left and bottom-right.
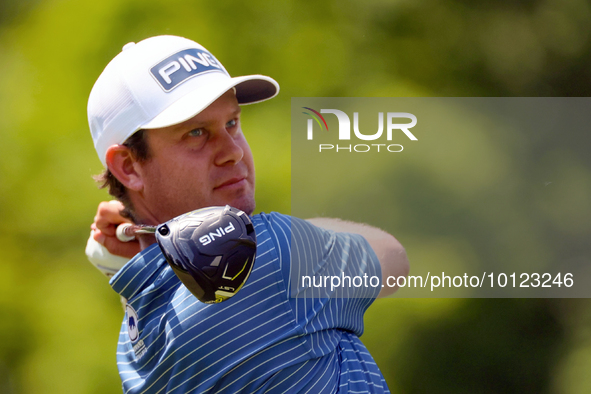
[{"x1": 110, "y1": 212, "x2": 389, "y2": 393}]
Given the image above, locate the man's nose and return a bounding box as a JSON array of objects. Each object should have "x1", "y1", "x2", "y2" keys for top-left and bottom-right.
[{"x1": 214, "y1": 127, "x2": 244, "y2": 166}]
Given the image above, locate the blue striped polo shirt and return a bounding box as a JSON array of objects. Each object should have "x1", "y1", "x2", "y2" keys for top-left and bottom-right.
[{"x1": 110, "y1": 212, "x2": 389, "y2": 393}]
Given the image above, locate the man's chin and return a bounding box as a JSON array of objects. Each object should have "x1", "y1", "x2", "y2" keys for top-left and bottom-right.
[
  {"x1": 212, "y1": 189, "x2": 255, "y2": 216},
  {"x1": 232, "y1": 199, "x2": 255, "y2": 216}
]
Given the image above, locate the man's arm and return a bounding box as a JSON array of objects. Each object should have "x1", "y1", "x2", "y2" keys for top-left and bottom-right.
[
  {"x1": 91, "y1": 200, "x2": 140, "y2": 258},
  {"x1": 85, "y1": 201, "x2": 140, "y2": 279},
  {"x1": 305, "y1": 218, "x2": 409, "y2": 298}
]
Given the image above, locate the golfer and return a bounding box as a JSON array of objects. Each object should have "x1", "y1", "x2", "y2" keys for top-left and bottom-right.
[{"x1": 86, "y1": 35, "x2": 409, "y2": 393}]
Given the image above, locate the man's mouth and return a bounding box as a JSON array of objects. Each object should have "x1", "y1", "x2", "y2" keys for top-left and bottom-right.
[{"x1": 214, "y1": 177, "x2": 246, "y2": 190}]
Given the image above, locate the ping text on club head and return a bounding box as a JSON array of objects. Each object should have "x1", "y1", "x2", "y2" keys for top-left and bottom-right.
[{"x1": 198, "y1": 222, "x2": 236, "y2": 246}]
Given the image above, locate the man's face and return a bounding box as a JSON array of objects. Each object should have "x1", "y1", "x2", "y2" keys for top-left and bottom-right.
[{"x1": 134, "y1": 89, "x2": 256, "y2": 223}]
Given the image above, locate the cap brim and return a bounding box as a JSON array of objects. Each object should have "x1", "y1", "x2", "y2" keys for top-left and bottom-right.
[{"x1": 142, "y1": 75, "x2": 279, "y2": 130}]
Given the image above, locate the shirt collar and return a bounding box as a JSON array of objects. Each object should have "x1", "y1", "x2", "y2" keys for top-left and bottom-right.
[{"x1": 109, "y1": 243, "x2": 168, "y2": 300}]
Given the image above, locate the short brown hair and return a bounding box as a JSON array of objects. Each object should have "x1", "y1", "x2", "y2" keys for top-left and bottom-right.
[{"x1": 94, "y1": 129, "x2": 150, "y2": 221}]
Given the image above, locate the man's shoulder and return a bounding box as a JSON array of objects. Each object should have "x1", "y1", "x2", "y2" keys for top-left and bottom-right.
[
  {"x1": 250, "y1": 212, "x2": 292, "y2": 245},
  {"x1": 109, "y1": 243, "x2": 170, "y2": 299},
  {"x1": 252, "y1": 211, "x2": 292, "y2": 222},
  {"x1": 251, "y1": 212, "x2": 294, "y2": 234}
]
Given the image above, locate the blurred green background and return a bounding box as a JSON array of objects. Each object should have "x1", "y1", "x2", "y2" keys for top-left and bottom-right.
[{"x1": 0, "y1": 0, "x2": 590, "y2": 393}]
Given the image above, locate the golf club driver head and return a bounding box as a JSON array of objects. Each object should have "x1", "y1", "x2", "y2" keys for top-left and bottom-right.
[{"x1": 155, "y1": 205, "x2": 256, "y2": 304}]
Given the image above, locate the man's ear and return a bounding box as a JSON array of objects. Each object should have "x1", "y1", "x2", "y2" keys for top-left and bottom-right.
[{"x1": 105, "y1": 145, "x2": 144, "y2": 191}]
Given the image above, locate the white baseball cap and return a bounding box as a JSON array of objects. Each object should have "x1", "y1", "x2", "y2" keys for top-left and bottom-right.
[{"x1": 88, "y1": 35, "x2": 279, "y2": 166}]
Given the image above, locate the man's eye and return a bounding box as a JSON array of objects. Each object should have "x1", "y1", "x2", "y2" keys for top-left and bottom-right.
[
  {"x1": 188, "y1": 128, "x2": 204, "y2": 137},
  {"x1": 226, "y1": 119, "x2": 237, "y2": 128}
]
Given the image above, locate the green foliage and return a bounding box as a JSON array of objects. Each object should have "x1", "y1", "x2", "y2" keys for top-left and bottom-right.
[{"x1": 0, "y1": 0, "x2": 590, "y2": 393}]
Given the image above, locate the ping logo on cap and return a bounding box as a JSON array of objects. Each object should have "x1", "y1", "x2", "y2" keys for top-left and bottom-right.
[{"x1": 150, "y1": 48, "x2": 226, "y2": 92}]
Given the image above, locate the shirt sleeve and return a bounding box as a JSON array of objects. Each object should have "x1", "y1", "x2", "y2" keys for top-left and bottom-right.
[{"x1": 265, "y1": 213, "x2": 381, "y2": 340}]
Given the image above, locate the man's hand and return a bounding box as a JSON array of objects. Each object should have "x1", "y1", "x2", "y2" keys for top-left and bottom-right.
[
  {"x1": 306, "y1": 218, "x2": 409, "y2": 298},
  {"x1": 91, "y1": 200, "x2": 140, "y2": 259}
]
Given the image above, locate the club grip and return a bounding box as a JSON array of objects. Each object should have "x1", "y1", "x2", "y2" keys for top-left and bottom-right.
[{"x1": 116, "y1": 223, "x2": 136, "y2": 242}]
